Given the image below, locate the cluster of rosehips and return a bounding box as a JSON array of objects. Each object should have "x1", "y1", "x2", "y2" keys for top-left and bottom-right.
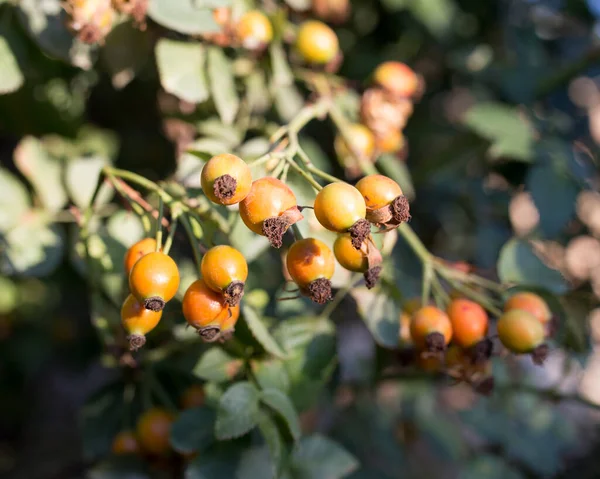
[{"x1": 399, "y1": 292, "x2": 553, "y2": 392}]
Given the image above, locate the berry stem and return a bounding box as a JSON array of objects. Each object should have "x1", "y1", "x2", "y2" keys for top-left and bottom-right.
[
  {"x1": 162, "y1": 213, "x2": 179, "y2": 256},
  {"x1": 284, "y1": 157, "x2": 323, "y2": 190},
  {"x1": 155, "y1": 195, "x2": 164, "y2": 252},
  {"x1": 437, "y1": 268, "x2": 503, "y2": 317},
  {"x1": 280, "y1": 161, "x2": 290, "y2": 183},
  {"x1": 306, "y1": 164, "x2": 341, "y2": 184}
]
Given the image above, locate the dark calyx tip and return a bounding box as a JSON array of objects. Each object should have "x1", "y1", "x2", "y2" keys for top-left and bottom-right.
[
  {"x1": 364, "y1": 266, "x2": 382, "y2": 289},
  {"x1": 128, "y1": 334, "x2": 146, "y2": 351},
  {"x1": 262, "y1": 216, "x2": 288, "y2": 248},
  {"x1": 531, "y1": 343, "x2": 549, "y2": 366},
  {"x1": 348, "y1": 218, "x2": 371, "y2": 249},
  {"x1": 213, "y1": 174, "x2": 237, "y2": 200},
  {"x1": 224, "y1": 281, "x2": 245, "y2": 306},
  {"x1": 144, "y1": 297, "x2": 165, "y2": 312},
  {"x1": 473, "y1": 376, "x2": 495, "y2": 397},
  {"x1": 308, "y1": 278, "x2": 333, "y2": 304},
  {"x1": 470, "y1": 338, "x2": 493, "y2": 365},
  {"x1": 199, "y1": 326, "x2": 221, "y2": 343},
  {"x1": 424, "y1": 332, "x2": 446, "y2": 354},
  {"x1": 391, "y1": 195, "x2": 411, "y2": 224}
]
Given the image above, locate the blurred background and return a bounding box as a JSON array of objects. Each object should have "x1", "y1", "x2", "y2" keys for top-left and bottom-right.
[{"x1": 2, "y1": 0, "x2": 600, "y2": 478}]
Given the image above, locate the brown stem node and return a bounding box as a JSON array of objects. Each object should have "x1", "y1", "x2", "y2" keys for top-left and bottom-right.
[{"x1": 364, "y1": 266, "x2": 382, "y2": 289}]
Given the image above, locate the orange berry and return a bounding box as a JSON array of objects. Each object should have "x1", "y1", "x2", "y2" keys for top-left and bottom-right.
[
  {"x1": 355, "y1": 174, "x2": 410, "y2": 225},
  {"x1": 410, "y1": 306, "x2": 453, "y2": 352},
  {"x1": 446, "y1": 298, "x2": 488, "y2": 348},
  {"x1": 504, "y1": 292, "x2": 551, "y2": 324},
  {"x1": 182, "y1": 279, "x2": 230, "y2": 342},
  {"x1": 239, "y1": 177, "x2": 303, "y2": 248},
  {"x1": 314, "y1": 183, "x2": 369, "y2": 249},
  {"x1": 124, "y1": 238, "x2": 157, "y2": 276},
  {"x1": 201, "y1": 154, "x2": 252, "y2": 206},
  {"x1": 333, "y1": 234, "x2": 368, "y2": 272},
  {"x1": 236, "y1": 10, "x2": 273, "y2": 50},
  {"x1": 136, "y1": 408, "x2": 174, "y2": 456},
  {"x1": 286, "y1": 238, "x2": 335, "y2": 304},
  {"x1": 111, "y1": 430, "x2": 140, "y2": 456},
  {"x1": 334, "y1": 124, "x2": 376, "y2": 163},
  {"x1": 372, "y1": 61, "x2": 419, "y2": 98},
  {"x1": 399, "y1": 311, "x2": 412, "y2": 345},
  {"x1": 376, "y1": 128, "x2": 405, "y2": 154},
  {"x1": 181, "y1": 384, "x2": 205, "y2": 409},
  {"x1": 212, "y1": 7, "x2": 230, "y2": 26},
  {"x1": 220, "y1": 304, "x2": 240, "y2": 340},
  {"x1": 129, "y1": 252, "x2": 180, "y2": 312},
  {"x1": 497, "y1": 310, "x2": 546, "y2": 355},
  {"x1": 121, "y1": 294, "x2": 162, "y2": 351},
  {"x1": 295, "y1": 20, "x2": 339, "y2": 64},
  {"x1": 201, "y1": 245, "x2": 248, "y2": 306}
]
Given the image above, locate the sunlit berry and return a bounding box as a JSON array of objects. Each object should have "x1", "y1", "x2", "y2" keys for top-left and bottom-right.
[
  {"x1": 355, "y1": 174, "x2": 410, "y2": 226},
  {"x1": 236, "y1": 10, "x2": 273, "y2": 50},
  {"x1": 333, "y1": 234, "x2": 382, "y2": 288},
  {"x1": 136, "y1": 408, "x2": 174, "y2": 456},
  {"x1": 111, "y1": 430, "x2": 140, "y2": 456},
  {"x1": 286, "y1": 238, "x2": 335, "y2": 304},
  {"x1": 372, "y1": 61, "x2": 419, "y2": 98},
  {"x1": 129, "y1": 252, "x2": 180, "y2": 312},
  {"x1": 124, "y1": 237, "x2": 157, "y2": 276},
  {"x1": 446, "y1": 298, "x2": 488, "y2": 349},
  {"x1": 182, "y1": 279, "x2": 230, "y2": 342},
  {"x1": 504, "y1": 292, "x2": 552, "y2": 324},
  {"x1": 295, "y1": 20, "x2": 339, "y2": 64},
  {"x1": 410, "y1": 306, "x2": 453, "y2": 352},
  {"x1": 201, "y1": 245, "x2": 248, "y2": 306},
  {"x1": 334, "y1": 124, "x2": 376, "y2": 164},
  {"x1": 201, "y1": 154, "x2": 252, "y2": 205},
  {"x1": 121, "y1": 294, "x2": 162, "y2": 351}
]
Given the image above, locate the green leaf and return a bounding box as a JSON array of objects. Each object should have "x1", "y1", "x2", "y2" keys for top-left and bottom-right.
[
  {"x1": 207, "y1": 47, "x2": 239, "y2": 125},
  {"x1": 292, "y1": 434, "x2": 359, "y2": 479},
  {"x1": 256, "y1": 412, "x2": 286, "y2": 478},
  {"x1": 14, "y1": 136, "x2": 67, "y2": 212},
  {"x1": 0, "y1": 168, "x2": 30, "y2": 232},
  {"x1": 463, "y1": 102, "x2": 534, "y2": 161},
  {"x1": 242, "y1": 304, "x2": 287, "y2": 359},
  {"x1": 215, "y1": 381, "x2": 261, "y2": 440},
  {"x1": 352, "y1": 286, "x2": 400, "y2": 348},
  {"x1": 0, "y1": 36, "x2": 23, "y2": 94},
  {"x1": 65, "y1": 155, "x2": 108, "y2": 209},
  {"x1": 186, "y1": 449, "x2": 240, "y2": 479},
  {"x1": 229, "y1": 215, "x2": 271, "y2": 262},
  {"x1": 260, "y1": 389, "x2": 301, "y2": 441},
  {"x1": 459, "y1": 455, "x2": 524, "y2": 479},
  {"x1": 193, "y1": 347, "x2": 244, "y2": 383},
  {"x1": 251, "y1": 359, "x2": 290, "y2": 393},
  {"x1": 170, "y1": 407, "x2": 216, "y2": 454},
  {"x1": 407, "y1": 0, "x2": 457, "y2": 38},
  {"x1": 274, "y1": 84, "x2": 303, "y2": 122},
  {"x1": 197, "y1": 118, "x2": 243, "y2": 147},
  {"x1": 155, "y1": 39, "x2": 209, "y2": 104},
  {"x1": 270, "y1": 42, "x2": 294, "y2": 87},
  {"x1": 106, "y1": 211, "x2": 144, "y2": 248},
  {"x1": 147, "y1": 0, "x2": 220, "y2": 35},
  {"x1": 497, "y1": 238, "x2": 569, "y2": 294},
  {"x1": 377, "y1": 153, "x2": 415, "y2": 200}
]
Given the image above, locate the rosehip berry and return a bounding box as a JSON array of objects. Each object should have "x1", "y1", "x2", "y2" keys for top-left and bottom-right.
[
  {"x1": 312, "y1": 0, "x2": 350, "y2": 24},
  {"x1": 180, "y1": 384, "x2": 205, "y2": 409},
  {"x1": 236, "y1": 10, "x2": 273, "y2": 50},
  {"x1": 239, "y1": 177, "x2": 303, "y2": 248},
  {"x1": 334, "y1": 124, "x2": 376, "y2": 164},
  {"x1": 372, "y1": 61, "x2": 419, "y2": 98},
  {"x1": 121, "y1": 294, "x2": 162, "y2": 351},
  {"x1": 129, "y1": 252, "x2": 180, "y2": 312},
  {"x1": 314, "y1": 183, "x2": 369, "y2": 249},
  {"x1": 376, "y1": 128, "x2": 405, "y2": 154},
  {"x1": 219, "y1": 304, "x2": 240, "y2": 341},
  {"x1": 201, "y1": 245, "x2": 248, "y2": 306},
  {"x1": 333, "y1": 234, "x2": 382, "y2": 289},
  {"x1": 497, "y1": 310, "x2": 548, "y2": 364},
  {"x1": 355, "y1": 174, "x2": 410, "y2": 227},
  {"x1": 410, "y1": 306, "x2": 453, "y2": 353},
  {"x1": 504, "y1": 292, "x2": 552, "y2": 324},
  {"x1": 111, "y1": 430, "x2": 140, "y2": 456},
  {"x1": 136, "y1": 408, "x2": 174, "y2": 456},
  {"x1": 124, "y1": 237, "x2": 157, "y2": 276},
  {"x1": 446, "y1": 298, "x2": 488, "y2": 348},
  {"x1": 295, "y1": 20, "x2": 339, "y2": 64},
  {"x1": 182, "y1": 279, "x2": 230, "y2": 342},
  {"x1": 286, "y1": 238, "x2": 335, "y2": 304},
  {"x1": 201, "y1": 154, "x2": 252, "y2": 205}
]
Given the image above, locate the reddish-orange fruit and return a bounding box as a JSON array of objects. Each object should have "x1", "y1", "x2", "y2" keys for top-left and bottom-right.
[
  {"x1": 212, "y1": 6, "x2": 230, "y2": 25},
  {"x1": 286, "y1": 238, "x2": 335, "y2": 304},
  {"x1": 239, "y1": 177, "x2": 303, "y2": 248},
  {"x1": 182, "y1": 279, "x2": 230, "y2": 342},
  {"x1": 111, "y1": 430, "x2": 140, "y2": 456},
  {"x1": 333, "y1": 234, "x2": 382, "y2": 289},
  {"x1": 124, "y1": 238, "x2": 157, "y2": 276},
  {"x1": 497, "y1": 310, "x2": 547, "y2": 364},
  {"x1": 314, "y1": 183, "x2": 369, "y2": 249},
  {"x1": 504, "y1": 292, "x2": 552, "y2": 324},
  {"x1": 355, "y1": 174, "x2": 410, "y2": 227},
  {"x1": 129, "y1": 252, "x2": 180, "y2": 312},
  {"x1": 410, "y1": 306, "x2": 453, "y2": 352},
  {"x1": 376, "y1": 128, "x2": 405, "y2": 154},
  {"x1": 372, "y1": 61, "x2": 419, "y2": 98},
  {"x1": 201, "y1": 245, "x2": 248, "y2": 306},
  {"x1": 201, "y1": 154, "x2": 252, "y2": 205},
  {"x1": 334, "y1": 124, "x2": 376, "y2": 164},
  {"x1": 181, "y1": 385, "x2": 205, "y2": 409},
  {"x1": 446, "y1": 298, "x2": 488, "y2": 348},
  {"x1": 121, "y1": 294, "x2": 162, "y2": 351},
  {"x1": 136, "y1": 408, "x2": 174, "y2": 456},
  {"x1": 236, "y1": 10, "x2": 273, "y2": 50},
  {"x1": 295, "y1": 20, "x2": 339, "y2": 64},
  {"x1": 312, "y1": 0, "x2": 350, "y2": 24},
  {"x1": 220, "y1": 304, "x2": 240, "y2": 341}
]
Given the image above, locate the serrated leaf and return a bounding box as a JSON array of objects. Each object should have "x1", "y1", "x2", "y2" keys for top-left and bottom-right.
[
  {"x1": 193, "y1": 347, "x2": 244, "y2": 383},
  {"x1": 147, "y1": 0, "x2": 220, "y2": 35},
  {"x1": 14, "y1": 136, "x2": 66, "y2": 212},
  {"x1": 65, "y1": 155, "x2": 108, "y2": 209},
  {"x1": 257, "y1": 413, "x2": 285, "y2": 478},
  {"x1": 0, "y1": 168, "x2": 30, "y2": 232},
  {"x1": 215, "y1": 381, "x2": 261, "y2": 440},
  {"x1": 292, "y1": 434, "x2": 359, "y2": 479},
  {"x1": 352, "y1": 287, "x2": 400, "y2": 348},
  {"x1": 497, "y1": 238, "x2": 569, "y2": 294},
  {"x1": 242, "y1": 305, "x2": 287, "y2": 359},
  {"x1": 251, "y1": 359, "x2": 290, "y2": 392},
  {"x1": 0, "y1": 36, "x2": 23, "y2": 94},
  {"x1": 260, "y1": 389, "x2": 301, "y2": 441},
  {"x1": 156, "y1": 39, "x2": 209, "y2": 103},
  {"x1": 207, "y1": 47, "x2": 239, "y2": 125},
  {"x1": 170, "y1": 407, "x2": 216, "y2": 454}
]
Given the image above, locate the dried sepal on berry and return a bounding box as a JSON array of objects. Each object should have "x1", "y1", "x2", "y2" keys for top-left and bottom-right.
[{"x1": 355, "y1": 175, "x2": 411, "y2": 230}]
